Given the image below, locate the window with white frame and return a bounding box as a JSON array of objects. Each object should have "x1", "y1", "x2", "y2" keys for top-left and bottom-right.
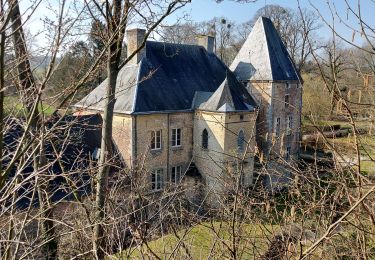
[
  {"x1": 286, "y1": 147, "x2": 291, "y2": 160},
  {"x1": 151, "y1": 130, "x2": 162, "y2": 150},
  {"x1": 275, "y1": 117, "x2": 281, "y2": 137},
  {"x1": 151, "y1": 169, "x2": 163, "y2": 190},
  {"x1": 237, "y1": 130, "x2": 245, "y2": 151},
  {"x1": 171, "y1": 165, "x2": 182, "y2": 184},
  {"x1": 286, "y1": 82, "x2": 290, "y2": 89},
  {"x1": 285, "y1": 94, "x2": 290, "y2": 108},
  {"x1": 287, "y1": 115, "x2": 293, "y2": 135},
  {"x1": 171, "y1": 128, "x2": 181, "y2": 147}
]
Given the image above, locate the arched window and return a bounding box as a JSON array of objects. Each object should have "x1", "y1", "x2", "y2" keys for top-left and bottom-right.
[
  {"x1": 237, "y1": 130, "x2": 245, "y2": 151},
  {"x1": 202, "y1": 129, "x2": 208, "y2": 149}
]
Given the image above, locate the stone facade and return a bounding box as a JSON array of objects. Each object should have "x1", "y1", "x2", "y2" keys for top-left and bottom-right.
[
  {"x1": 133, "y1": 112, "x2": 193, "y2": 189},
  {"x1": 193, "y1": 110, "x2": 256, "y2": 200},
  {"x1": 111, "y1": 109, "x2": 256, "y2": 197},
  {"x1": 112, "y1": 114, "x2": 133, "y2": 166},
  {"x1": 247, "y1": 81, "x2": 302, "y2": 161}
]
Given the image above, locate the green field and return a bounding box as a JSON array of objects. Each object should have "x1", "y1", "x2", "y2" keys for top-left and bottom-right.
[
  {"x1": 114, "y1": 222, "x2": 280, "y2": 259},
  {"x1": 3, "y1": 96, "x2": 55, "y2": 117},
  {"x1": 303, "y1": 119, "x2": 375, "y2": 176}
]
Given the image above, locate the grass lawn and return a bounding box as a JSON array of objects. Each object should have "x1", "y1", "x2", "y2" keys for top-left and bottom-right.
[
  {"x1": 360, "y1": 160, "x2": 375, "y2": 176},
  {"x1": 302, "y1": 118, "x2": 375, "y2": 176},
  {"x1": 114, "y1": 222, "x2": 280, "y2": 259},
  {"x1": 4, "y1": 96, "x2": 55, "y2": 117},
  {"x1": 326, "y1": 133, "x2": 375, "y2": 176}
]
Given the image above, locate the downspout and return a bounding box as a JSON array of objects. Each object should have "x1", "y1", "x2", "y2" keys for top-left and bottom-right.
[
  {"x1": 132, "y1": 115, "x2": 137, "y2": 168},
  {"x1": 167, "y1": 114, "x2": 170, "y2": 179}
]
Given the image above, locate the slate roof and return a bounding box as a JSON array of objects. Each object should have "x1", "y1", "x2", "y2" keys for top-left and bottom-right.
[
  {"x1": 199, "y1": 73, "x2": 256, "y2": 112},
  {"x1": 191, "y1": 91, "x2": 213, "y2": 109},
  {"x1": 230, "y1": 16, "x2": 301, "y2": 82},
  {"x1": 75, "y1": 41, "x2": 256, "y2": 114}
]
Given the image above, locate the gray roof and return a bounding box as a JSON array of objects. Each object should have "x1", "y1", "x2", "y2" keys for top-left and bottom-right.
[
  {"x1": 75, "y1": 65, "x2": 139, "y2": 113},
  {"x1": 230, "y1": 17, "x2": 300, "y2": 82},
  {"x1": 191, "y1": 91, "x2": 213, "y2": 109},
  {"x1": 75, "y1": 41, "x2": 256, "y2": 114},
  {"x1": 199, "y1": 74, "x2": 255, "y2": 112}
]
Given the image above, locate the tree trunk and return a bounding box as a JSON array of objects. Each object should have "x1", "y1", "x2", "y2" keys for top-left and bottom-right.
[
  {"x1": 93, "y1": 0, "x2": 126, "y2": 258},
  {"x1": 0, "y1": 4, "x2": 5, "y2": 173},
  {"x1": 9, "y1": 1, "x2": 57, "y2": 258}
]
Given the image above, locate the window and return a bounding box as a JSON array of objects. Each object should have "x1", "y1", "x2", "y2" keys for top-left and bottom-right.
[
  {"x1": 239, "y1": 114, "x2": 244, "y2": 121},
  {"x1": 286, "y1": 147, "x2": 291, "y2": 160},
  {"x1": 287, "y1": 115, "x2": 293, "y2": 135},
  {"x1": 151, "y1": 169, "x2": 163, "y2": 190},
  {"x1": 275, "y1": 117, "x2": 281, "y2": 137},
  {"x1": 151, "y1": 130, "x2": 162, "y2": 150},
  {"x1": 237, "y1": 130, "x2": 245, "y2": 151},
  {"x1": 171, "y1": 165, "x2": 182, "y2": 184},
  {"x1": 285, "y1": 94, "x2": 290, "y2": 108},
  {"x1": 171, "y1": 128, "x2": 181, "y2": 147},
  {"x1": 202, "y1": 129, "x2": 208, "y2": 149},
  {"x1": 286, "y1": 82, "x2": 290, "y2": 89}
]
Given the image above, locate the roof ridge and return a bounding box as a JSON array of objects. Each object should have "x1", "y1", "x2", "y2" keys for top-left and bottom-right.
[
  {"x1": 146, "y1": 40, "x2": 208, "y2": 51},
  {"x1": 200, "y1": 74, "x2": 254, "y2": 112},
  {"x1": 131, "y1": 59, "x2": 143, "y2": 113},
  {"x1": 260, "y1": 17, "x2": 274, "y2": 80}
]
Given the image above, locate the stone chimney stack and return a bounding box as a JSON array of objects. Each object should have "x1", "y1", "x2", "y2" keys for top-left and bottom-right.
[
  {"x1": 127, "y1": 28, "x2": 146, "y2": 65},
  {"x1": 196, "y1": 35, "x2": 215, "y2": 53}
]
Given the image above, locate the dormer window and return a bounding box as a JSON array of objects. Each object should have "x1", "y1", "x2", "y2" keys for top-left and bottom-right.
[{"x1": 202, "y1": 129, "x2": 208, "y2": 149}]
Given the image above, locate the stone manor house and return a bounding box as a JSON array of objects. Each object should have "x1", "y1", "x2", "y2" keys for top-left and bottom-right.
[{"x1": 74, "y1": 17, "x2": 302, "y2": 197}]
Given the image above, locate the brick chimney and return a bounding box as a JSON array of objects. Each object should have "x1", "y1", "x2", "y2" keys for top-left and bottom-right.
[
  {"x1": 127, "y1": 28, "x2": 146, "y2": 65},
  {"x1": 196, "y1": 35, "x2": 215, "y2": 53}
]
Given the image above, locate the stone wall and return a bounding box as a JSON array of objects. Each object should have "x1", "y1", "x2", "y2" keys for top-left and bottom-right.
[
  {"x1": 112, "y1": 114, "x2": 133, "y2": 166},
  {"x1": 247, "y1": 81, "x2": 302, "y2": 160},
  {"x1": 193, "y1": 110, "x2": 226, "y2": 195},
  {"x1": 223, "y1": 112, "x2": 257, "y2": 187},
  {"x1": 134, "y1": 112, "x2": 194, "y2": 189},
  {"x1": 270, "y1": 82, "x2": 302, "y2": 159},
  {"x1": 193, "y1": 110, "x2": 257, "y2": 201}
]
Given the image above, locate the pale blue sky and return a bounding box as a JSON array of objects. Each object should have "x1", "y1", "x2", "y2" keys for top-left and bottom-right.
[
  {"x1": 168, "y1": 0, "x2": 375, "y2": 45},
  {"x1": 22, "y1": 0, "x2": 375, "y2": 48}
]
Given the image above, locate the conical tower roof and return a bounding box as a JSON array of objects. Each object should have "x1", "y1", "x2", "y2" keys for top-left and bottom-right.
[
  {"x1": 230, "y1": 16, "x2": 300, "y2": 82},
  {"x1": 200, "y1": 73, "x2": 255, "y2": 112}
]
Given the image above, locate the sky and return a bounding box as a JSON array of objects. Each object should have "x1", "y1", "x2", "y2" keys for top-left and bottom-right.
[
  {"x1": 168, "y1": 0, "x2": 375, "y2": 45},
  {"x1": 21, "y1": 0, "x2": 375, "y2": 49}
]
